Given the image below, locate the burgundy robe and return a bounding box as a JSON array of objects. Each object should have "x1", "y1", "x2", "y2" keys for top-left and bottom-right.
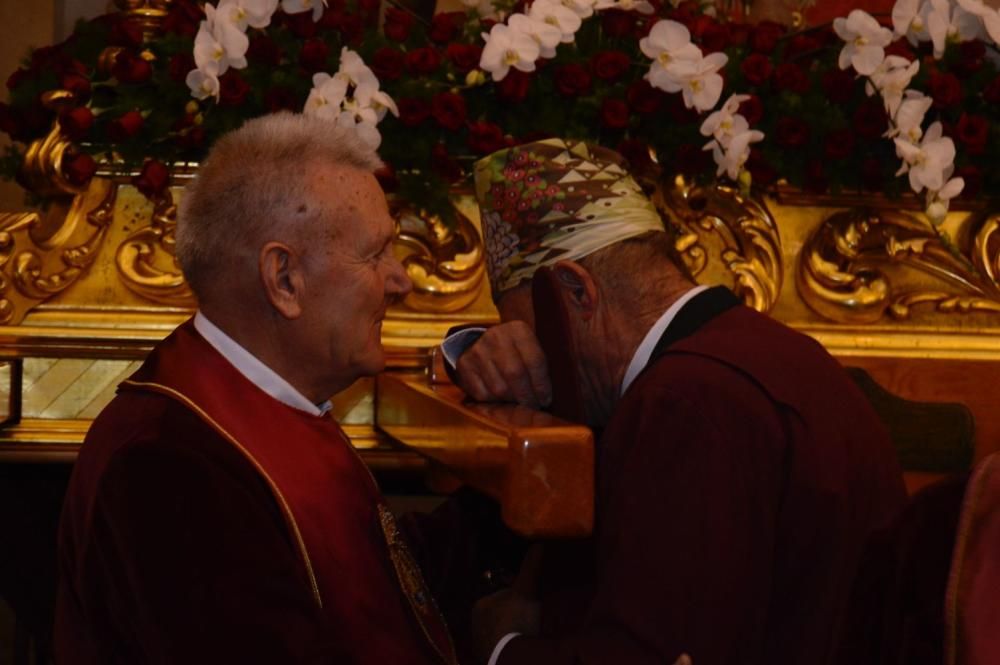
[
  {"x1": 500, "y1": 288, "x2": 906, "y2": 665},
  {"x1": 55, "y1": 321, "x2": 455, "y2": 665}
]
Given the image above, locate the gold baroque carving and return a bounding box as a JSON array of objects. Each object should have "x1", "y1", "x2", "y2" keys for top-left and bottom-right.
[
  {"x1": 115, "y1": 189, "x2": 195, "y2": 307},
  {"x1": 656, "y1": 177, "x2": 783, "y2": 313},
  {"x1": 0, "y1": 181, "x2": 116, "y2": 325},
  {"x1": 18, "y1": 121, "x2": 89, "y2": 199},
  {"x1": 797, "y1": 208, "x2": 1000, "y2": 323},
  {"x1": 394, "y1": 206, "x2": 485, "y2": 313}
]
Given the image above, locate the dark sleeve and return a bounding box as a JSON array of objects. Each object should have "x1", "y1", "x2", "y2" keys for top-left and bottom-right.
[
  {"x1": 501, "y1": 390, "x2": 786, "y2": 665},
  {"x1": 80, "y1": 436, "x2": 342, "y2": 665}
]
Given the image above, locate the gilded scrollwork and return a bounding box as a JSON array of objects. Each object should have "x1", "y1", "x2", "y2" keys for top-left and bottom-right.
[
  {"x1": 115, "y1": 190, "x2": 195, "y2": 307},
  {"x1": 797, "y1": 208, "x2": 1000, "y2": 323},
  {"x1": 0, "y1": 180, "x2": 116, "y2": 325},
  {"x1": 393, "y1": 206, "x2": 485, "y2": 313},
  {"x1": 656, "y1": 176, "x2": 783, "y2": 313}
]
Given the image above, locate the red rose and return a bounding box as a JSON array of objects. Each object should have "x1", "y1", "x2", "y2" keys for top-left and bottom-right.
[
  {"x1": 773, "y1": 62, "x2": 810, "y2": 94},
  {"x1": 132, "y1": 159, "x2": 170, "y2": 199},
  {"x1": 445, "y1": 43, "x2": 482, "y2": 73},
  {"x1": 384, "y1": 8, "x2": 414, "y2": 42},
  {"x1": 821, "y1": 68, "x2": 855, "y2": 104},
  {"x1": 984, "y1": 75, "x2": 1000, "y2": 105},
  {"x1": 784, "y1": 34, "x2": 821, "y2": 62},
  {"x1": 860, "y1": 157, "x2": 884, "y2": 191},
  {"x1": 112, "y1": 53, "x2": 152, "y2": 84},
  {"x1": 59, "y1": 106, "x2": 94, "y2": 140},
  {"x1": 956, "y1": 113, "x2": 989, "y2": 153},
  {"x1": 627, "y1": 80, "x2": 663, "y2": 115},
  {"x1": 823, "y1": 129, "x2": 855, "y2": 160},
  {"x1": 956, "y1": 165, "x2": 982, "y2": 198},
  {"x1": 431, "y1": 143, "x2": 463, "y2": 182},
  {"x1": 430, "y1": 12, "x2": 463, "y2": 43},
  {"x1": 248, "y1": 35, "x2": 282, "y2": 67},
  {"x1": 929, "y1": 72, "x2": 962, "y2": 108},
  {"x1": 62, "y1": 152, "x2": 97, "y2": 187},
  {"x1": 431, "y1": 92, "x2": 467, "y2": 130},
  {"x1": 740, "y1": 53, "x2": 773, "y2": 86},
  {"x1": 750, "y1": 21, "x2": 785, "y2": 54},
  {"x1": 398, "y1": 98, "x2": 431, "y2": 127},
  {"x1": 600, "y1": 98, "x2": 629, "y2": 129},
  {"x1": 602, "y1": 10, "x2": 635, "y2": 38},
  {"x1": 107, "y1": 110, "x2": 144, "y2": 143},
  {"x1": 728, "y1": 23, "x2": 751, "y2": 47},
  {"x1": 738, "y1": 94, "x2": 763, "y2": 125},
  {"x1": 406, "y1": 47, "x2": 442, "y2": 75},
  {"x1": 775, "y1": 116, "x2": 809, "y2": 148},
  {"x1": 746, "y1": 150, "x2": 777, "y2": 187},
  {"x1": 554, "y1": 64, "x2": 592, "y2": 97},
  {"x1": 884, "y1": 38, "x2": 915, "y2": 61},
  {"x1": 263, "y1": 86, "x2": 298, "y2": 112},
  {"x1": 372, "y1": 47, "x2": 405, "y2": 80},
  {"x1": 468, "y1": 121, "x2": 506, "y2": 154},
  {"x1": 852, "y1": 99, "x2": 888, "y2": 139},
  {"x1": 59, "y1": 73, "x2": 90, "y2": 101},
  {"x1": 955, "y1": 40, "x2": 985, "y2": 77},
  {"x1": 617, "y1": 138, "x2": 654, "y2": 175},
  {"x1": 299, "y1": 38, "x2": 329, "y2": 73},
  {"x1": 168, "y1": 53, "x2": 195, "y2": 84},
  {"x1": 591, "y1": 51, "x2": 630, "y2": 81},
  {"x1": 219, "y1": 70, "x2": 252, "y2": 107},
  {"x1": 497, "y1": 70, "x2": 531, "y2": 102},
  {"x1": 804, "y1": 159, "x2": 827, "y2": 194}
]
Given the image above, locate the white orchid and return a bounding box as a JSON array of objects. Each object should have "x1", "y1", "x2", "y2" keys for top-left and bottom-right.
[
  {"x1": 956, "y1": 0, "x2": 1000, "y2": 44},
  {"x1": 528, "y1": 0, "x2": 583, "y2": 43},
  {"x1": 219, "y1": 0, "x2": 279, "y2": 30},
  {"x1": 834, "y1": 9, "x2": 893, "y2": 75},
  {"x1": 640, "y1": 20, "x2": 703, "y2": 73},
  {"x1": 594, "y1": 0, "x2": 655, "y2": 15},
  {"x1": 462, "y1": 0, "x2": 501, "y2": 20},
  {"x1": 925, "y1": 176, "x2": 965, "y2": 223},
  {"x1": 303, "y1": 72, "x2": 349, "y2": 120},
  {"x1": 480, "y1": 23, "x2": 541, "y2": 81},
  {"x1": 558, "y1": 0, "x2": 598, "y2": 19},
  {"x1": 652, "y1": 52, "x2": 727, "y2": 112},
  {"x1": 866, "y1": 55, "x2": 920, "y2": 115},
  {"x1": 185, "y1": 65, "x2": 220, "y2": 101},
  {"x1": 926, "y1": 0, "x2": 982, "y2": 58},
  {"x1": 705, "y1": 129, "x2": 764, "y2": 181},
  {"x1": 893, "y1": 0, "x2": 933, "y2": 44},
  {"x1": 700, "y1": 94, "x2": 751, "y2": 147},
  {"x1": 194, "y1": 4, "x2": 249, "y2": 74},
  {"x1": 337, "y1": 47, "x2": 378, "y2": 89},
  {"x1": 890, "y1": 91, "x2": 933, "y2": 143},
  {"x1": 509, "y1": 13, "x2": 563, "y2": 59},
  {"x1": 281, "y1": 0, "x2": 326, "y2": 22},
  {"x1": 894, "y1": 121, "x2": 958, "y2": 192}
]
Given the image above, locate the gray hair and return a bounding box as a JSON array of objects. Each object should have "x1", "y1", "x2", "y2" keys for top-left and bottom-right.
[{"x1": 175, "y1": 112, "x2": 383, "y2": 300}]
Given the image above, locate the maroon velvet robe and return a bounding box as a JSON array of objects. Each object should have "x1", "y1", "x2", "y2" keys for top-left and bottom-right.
[
  {"x1": 501, "y1": 289, "x2": 906, "y2": 665},
  {"x1": 55, "y1": 320, "x2": 455, "y2": 665}
]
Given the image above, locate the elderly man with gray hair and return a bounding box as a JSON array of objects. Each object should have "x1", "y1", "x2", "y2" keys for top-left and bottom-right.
[{"x1": 54, "y1": 113, "x2": 457, "y2": 664}]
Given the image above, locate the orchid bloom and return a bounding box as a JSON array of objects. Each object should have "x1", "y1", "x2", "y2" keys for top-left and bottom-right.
[
  {"x1": 462, "y1": 0, "x2": 501, "y2": 20},
  {"x1": 219, "y1": 0, "x2": 279, "y2": 30},
  {"x1": 894, "y1": 121, "x2": 958, "y2": 193},
  {"x1": 594, "y1": 0, "x2": 655, "y2": 15},
  {"x1": 303, "y1": 72, "x2": 349, "y2": 120},
  {"x1": 281, "y1": 0, "x2": 327, "y2": 22},
  {"x1": 194, "y1": 4, "x2": 249, "y2": 74},
  {"x1": 509, "y1": 13, "x2": 563, "y2": 59},
  {"x1": 480, "y1": 23, "x2": 541, "y2": 81},
  {"x1": 926, "y1": 0, "x2": 982, "y2": 58},
  {"x1": 653, "y1": 52, "x2": 727, "y2": 112},
  {"x1": 866, "y1": 55, "x2": 920, "y2": 116},
  {"x1": 699, "y1": 94, "x2": 751, "y2": 147},
  {"x1": 957, "y1": 0, "x2": 1000, "y2": 44},
  {"x1": 337, "y1": 47, "x2": 378, "y2": 90},
  {"x1": 186, "y1": 65, "x2": 220, "y2": 101},
  {"x1": 640, "y1": 20, "x2": 703, "y2": 74},
  {"x1": 558, "y1": 0, "x2": 597, "y2": 19},
  {"x1": 890, "y1": 91, "x2": 933, "y2": 143},
  {"x1": 892, "y1": 0, "x2": 933, "y2": 44},
  {"x1": 705, "y1": 129, "x2": 764, "y2": 181},
  {"x1": 527, "y1": 0, "x2": 582, "y2": 43},
  {"x1": 925, "y1": 176, "x2": 965, "y2": 224},
  {"x1": 834, "y1": 9, "x2": 893, "y2": 75}
]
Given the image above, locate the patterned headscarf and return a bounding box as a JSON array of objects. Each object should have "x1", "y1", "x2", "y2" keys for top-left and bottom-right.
[{"x1": 474, "y1": 138, "x2": 665, "y2": 298}]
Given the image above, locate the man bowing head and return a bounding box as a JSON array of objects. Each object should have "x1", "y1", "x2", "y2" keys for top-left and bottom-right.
[
  {"x1": 445, "y1": 139, "x2": 907, "y2": 665},
  {"x1": 55, "y1": 113, "x2": 459, "y2": 665}
]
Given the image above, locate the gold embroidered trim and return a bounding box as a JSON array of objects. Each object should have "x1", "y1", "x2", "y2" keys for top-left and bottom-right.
[
  {"x1": 944, "y1": 454, "x2": 999, "y2": 665},
  {"x1": 121, "y1": 379, "x2": 323, "y2": 609}
]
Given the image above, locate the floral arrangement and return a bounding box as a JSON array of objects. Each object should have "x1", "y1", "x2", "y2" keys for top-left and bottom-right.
[{"x1": 1, "y1": 0, "x2": 998, "y2": 226}]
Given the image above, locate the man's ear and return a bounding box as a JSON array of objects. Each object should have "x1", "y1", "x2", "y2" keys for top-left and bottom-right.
[
  {"x1": 551, "y1": 260, "x2": 599, "y2": 321},
  {"x1": 259, "y1": 241, "x2": 305, "y2": 319}
]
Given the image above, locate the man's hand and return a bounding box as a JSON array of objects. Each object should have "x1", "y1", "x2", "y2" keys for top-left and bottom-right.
[
  {"x1": 455, "y1": 321, "x2": 551, "y2": 408},
  {"x1": 471, "y1": 588, "x2": 540, "y2": 665}
]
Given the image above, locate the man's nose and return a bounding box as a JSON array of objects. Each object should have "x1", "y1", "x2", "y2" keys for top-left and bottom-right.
[{"x1": 386, "y1": 256, "x2": 413, "y2": 299}]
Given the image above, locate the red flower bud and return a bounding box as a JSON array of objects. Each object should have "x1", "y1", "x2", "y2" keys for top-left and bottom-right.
[
  {"x1": 749, "y1": 21, "x2": 785, "y2": 54},
  {"x1": 496, "y1": 70, "x2": 531, "y2": 103},
  {"x1": 406, "y1": 47, "x2": 442, "y2": 75},
  {"x1": 430, "y1": 12, "x2": 463, "y2": 44},
  {"x1": 398, "y1": 98, "x2": 431, "y2": 127},
  {"x1": 60, "y1": 72, "x2": 91, "y2": 101},
  {"x1": 445, "y1": 44, "x2": 482, "y2": 74},
  {"x1": 107, "y1": 110, "x2": 144, "y2": 143},
  {"x1": 62, "y1": 152, "x2": 97, "y2": 187},
  {"x1": 740, "y1": 53, "x2": 773, "y2": 86},
  {"x1": 219, "y1": 70, "x2": 252, "y2": 107},
  {"x1": 431, "y1": 92, "x2": 467, "y2": 130},
  {"x1": 113, "y1": 52, "x2": 152, "y2": 84},
  {"x1": 929, "y1": 72, "x2": 962, "y2": 109},
  {"x1": 59, "y1": 106, "x2": 94, "y2": 141},
  {"x1": 956, "y1": 113, "x2": 989, "y2": 153},
  {"x1": 600, "y1": 98, "x2": 629, "y2": 129},
  {"x1": 384, "y1": 8, "x2": 414, "y2": 42},
  {"x1": 132, "y1": 159, "x2": 170, "y2": 199},
  {"x1": 467, "y1": 121, "x2": 506, "y2": 155},
  {"x1": 591, "y1": 51, "x2": 631, "y2": 82},
  {"x1": 601, "y1": 10, "x2": 635, "y2": 38},
  {"x1": 372, "y1": 47, "x2": 405, "y2": 80}
]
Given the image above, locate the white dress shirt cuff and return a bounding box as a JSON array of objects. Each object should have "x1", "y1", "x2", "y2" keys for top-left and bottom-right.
[
  {"x1": 440, "y1": 327, "x2": 487, "y2": 368},
  {"x1": 487, "y1": 632, "x2": 522, "y2": 665}
]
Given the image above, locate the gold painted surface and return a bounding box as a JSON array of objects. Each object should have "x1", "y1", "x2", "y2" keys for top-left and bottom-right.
[{"x1": 18, "y1": 122, "x2": 88, "y2": 198}]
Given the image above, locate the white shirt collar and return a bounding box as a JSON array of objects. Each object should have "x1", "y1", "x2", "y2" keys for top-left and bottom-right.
[
  {"x1": 620, "y1": 285, "x2": 710, "y2": 397},
  {"x1": 193, "y1": 312, "x2": 332, "y2": 417}
]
